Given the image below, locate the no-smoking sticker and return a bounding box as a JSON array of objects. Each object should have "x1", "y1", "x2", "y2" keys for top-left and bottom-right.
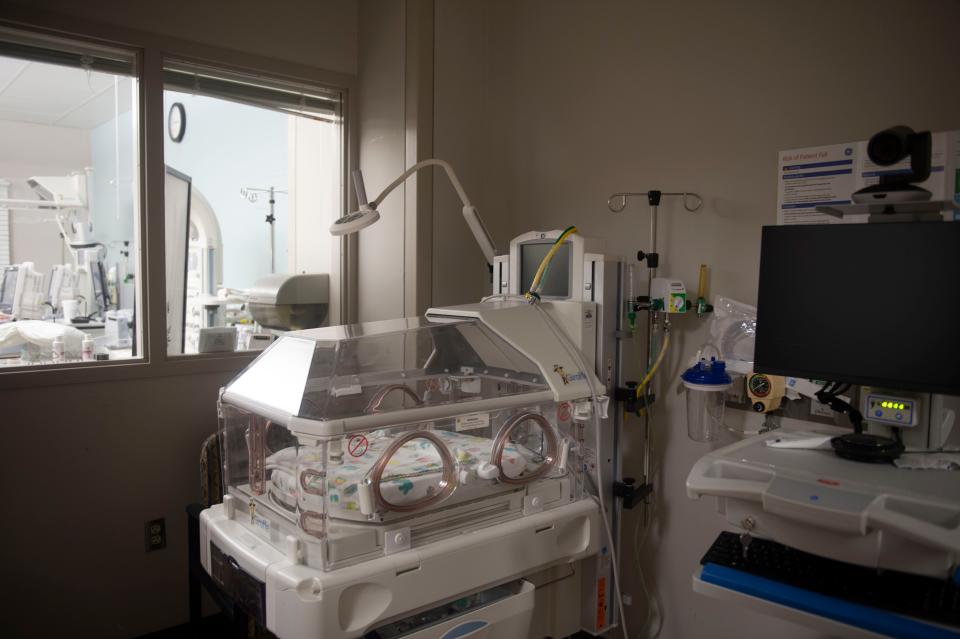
[
  {"x1": 347, "y1": 434, "x2": 369, "y2": 457},
  {"x1": 557, "y1": 402, "x2": 572, "y2": 422}
]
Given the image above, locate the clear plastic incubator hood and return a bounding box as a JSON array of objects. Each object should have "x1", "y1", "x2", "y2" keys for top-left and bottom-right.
[{"x1": 217, "y1": 309, "x2": 593, "y2": 574}]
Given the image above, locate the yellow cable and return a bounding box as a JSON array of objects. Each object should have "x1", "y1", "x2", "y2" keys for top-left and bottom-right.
[
  {"x1": 526, "y1": 226, "x2": 577, "y2": 301},
  {"x1": 635, "y1": 332, "x2": 671, "y2": 398}
]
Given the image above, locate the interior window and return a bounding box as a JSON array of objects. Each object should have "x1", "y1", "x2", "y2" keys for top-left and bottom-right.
[
  {"x1": 162, "y1": 63, "x2": 343, "y2": 355},
  {"x1": 0, "y1": 31, "x2": 141, "y2": 367}
]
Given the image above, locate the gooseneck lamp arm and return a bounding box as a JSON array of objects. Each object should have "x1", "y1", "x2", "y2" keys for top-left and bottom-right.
[{"x1": 335, "y1": 159, "x2": 498, "y2": 266}]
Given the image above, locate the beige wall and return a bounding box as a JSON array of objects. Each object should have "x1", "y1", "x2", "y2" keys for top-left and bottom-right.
[
  {"x1": 356, "y1": 0, "x2": 407, "y2": 322},
  {"x1": 2, "y1": 372, "x2": 233, "y2": 637},
  {"x1": 0, "y1": 2, "x2": 358, "y2": 637},
  {"x1": 355, "y1": 0, "x2": 436, "y2": 321},
  {"x1": 432, "y1": 1, "x2": 960, "y2": 638}
]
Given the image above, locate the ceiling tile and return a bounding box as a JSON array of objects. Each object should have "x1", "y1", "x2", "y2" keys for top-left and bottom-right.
[
  {"x1": 0, "y1": 57, "x2": 28, "y2": 90},
  {"x1": 0, "y1": 106, "x2": 57, "y2": 125},
  {"x1": 4, "y1": 63, "x2": 110, "y2": 115},
  {"x1": 57, "y1": 77, "x2": 133, "y2": 129},
  {"x1": 0, "y1": 55, "x2": 127, "y2": 129}
]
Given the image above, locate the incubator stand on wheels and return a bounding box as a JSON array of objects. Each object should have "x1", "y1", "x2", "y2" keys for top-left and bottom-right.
[{"x1": 201, "y1": 303, "x2": 608, "y2": 639}]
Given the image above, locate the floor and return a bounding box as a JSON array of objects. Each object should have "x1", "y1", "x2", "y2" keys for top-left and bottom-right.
[{"x1": 135, "y1": 614, "x2": 258, "y2": 639}]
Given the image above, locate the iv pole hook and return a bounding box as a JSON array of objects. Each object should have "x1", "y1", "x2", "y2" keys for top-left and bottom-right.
[{"x1": 607, "y1": 191, "x2": 703, "y2": 213}]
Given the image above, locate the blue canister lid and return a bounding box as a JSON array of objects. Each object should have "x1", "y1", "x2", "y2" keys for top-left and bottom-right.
[{"x1": 681, "y1": 358, "x2": 732, "y2": 386}]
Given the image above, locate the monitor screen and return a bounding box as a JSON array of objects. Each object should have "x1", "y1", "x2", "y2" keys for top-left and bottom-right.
[
  {"x1": 755, "y1": 222, "x2": 960, "y2": 396},
  {"x1": 520, "y1": 242, "x2": 571, "y2": 298},
  {"x1": 91, "y1": 261, "x2": 108, "y2": 312},
  {"x1": 0, "y1": 267, "x2": 18, "y2": 310}
]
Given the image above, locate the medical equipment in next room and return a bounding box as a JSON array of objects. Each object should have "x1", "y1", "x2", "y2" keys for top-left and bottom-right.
[
  {"x1": 0, "y1": 265, "x2": 20, "y2": 315},
  {"x1": 104, "y1": 309, "x2": 133, "y2": 349},
  {"x1": 240, "y1": 185, "x2": 287, "y2": 275},
  {"x1": 247, "y1": 273, "x2": 330, "y2": 331},
  {"x1": 0, "y1": 169, "x2": 115, "y2": 320},
  {"x1": 0, "y1": 262, "x2": 46, "y2": 320}
]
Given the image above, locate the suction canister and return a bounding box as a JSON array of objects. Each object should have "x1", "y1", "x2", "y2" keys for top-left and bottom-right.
[{"x1": 681, "y1": 358, "x2": 732, "y2": 442}]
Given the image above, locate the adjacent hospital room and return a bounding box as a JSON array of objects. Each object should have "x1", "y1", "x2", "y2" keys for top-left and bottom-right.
[{"x1": 0, "y1": 2, "x2": 958, "y2": 639}]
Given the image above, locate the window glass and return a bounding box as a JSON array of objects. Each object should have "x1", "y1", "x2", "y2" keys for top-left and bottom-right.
[
  {"x1": 0, "y1": 32, "x2": 141, "y2": 368},
  {"x1": 162, "y1": 63, "x2": 343, "y2": 355}
]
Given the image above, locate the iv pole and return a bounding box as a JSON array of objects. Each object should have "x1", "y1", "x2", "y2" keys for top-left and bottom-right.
[
  {"x1": 607, "y1": 190, "x2": 703, "y2": 523},
  {"x1": 240, "y1": 186, "x2": 288, "y2": 274}
]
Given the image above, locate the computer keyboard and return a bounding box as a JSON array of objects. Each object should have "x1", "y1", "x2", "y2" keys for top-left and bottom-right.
[{"x1": 701, "y1": 531, "x2": 960, "y2": 629}]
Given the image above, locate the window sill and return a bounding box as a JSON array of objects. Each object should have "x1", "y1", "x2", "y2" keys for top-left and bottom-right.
[{"x1": 0, "y1": 350, "x2": 258, "y2": 390}]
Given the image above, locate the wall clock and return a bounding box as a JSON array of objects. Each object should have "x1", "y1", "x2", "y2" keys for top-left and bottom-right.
[{"x1": 168, "y1": 102, "x2": 186, "y2": 143}]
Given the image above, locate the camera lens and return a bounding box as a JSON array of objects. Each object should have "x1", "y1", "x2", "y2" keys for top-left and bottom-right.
[{"x1": 866, "y1": 126, "x2": 914, "y2": 166}]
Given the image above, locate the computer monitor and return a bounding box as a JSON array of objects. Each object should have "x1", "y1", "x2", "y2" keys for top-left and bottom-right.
[
  {"x1": 755, "y1": 222, "x2": 960, "y2": 396},
  {"x1": 519, "y1": 241, "x2": 571, "y2": 298},
  {"x1": 91, "y1": 260, "x2": 109, "y2": 314},
  {"x1": 0, "y1": 266, "x2": 19, "y2": 313}
]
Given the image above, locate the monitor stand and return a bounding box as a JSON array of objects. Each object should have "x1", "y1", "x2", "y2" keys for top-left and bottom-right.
[{"x1": 851, "y1": 182, "x2": 932, "y2": 204}]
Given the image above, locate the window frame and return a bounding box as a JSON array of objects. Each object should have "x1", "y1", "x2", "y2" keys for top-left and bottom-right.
[{"x1": 0, "y1": 13, "x2": 357, "y2": 389}]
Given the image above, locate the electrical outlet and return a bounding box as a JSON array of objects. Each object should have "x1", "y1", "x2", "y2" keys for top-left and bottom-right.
[
  {"x1": 810, "y1": 399, "x2": 837, "y2": 418},
  {"x1": 145, "y1": 518, "x2": 166, "y2": 552}
]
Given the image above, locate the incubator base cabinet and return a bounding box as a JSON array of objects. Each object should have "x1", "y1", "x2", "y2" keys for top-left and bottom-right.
[{"x1": 200, "y1": 300, "x2": 610, "y2": 639}]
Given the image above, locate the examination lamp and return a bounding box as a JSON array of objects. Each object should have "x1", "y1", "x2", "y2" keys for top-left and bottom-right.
[{"x1": 330, "y1": 159, "x2": 498, "y2": 266}]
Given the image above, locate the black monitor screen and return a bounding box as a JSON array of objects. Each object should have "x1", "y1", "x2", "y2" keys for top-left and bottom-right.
[
  {"x1": 91, "y1": 261, "x2": 109, "y2": 312},
  {"x1": 520, "y1": 242, "x2": 571, "y2": 298},
  {"x1": 755, "y1": 222, "x2": 960, "y2": 396}
]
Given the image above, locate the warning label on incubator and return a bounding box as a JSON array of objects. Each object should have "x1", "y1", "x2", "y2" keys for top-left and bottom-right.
[
  {"x1": 455, "y1": 412, "x2": 490, "y2": 432},
  {"x1": 347, "y1": 434, "x2": 369, "y2": 457}
]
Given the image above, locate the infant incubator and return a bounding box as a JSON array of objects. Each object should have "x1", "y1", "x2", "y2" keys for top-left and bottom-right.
[{"x1": 203, "y1": 301, "x2": 605, "y2": 639}]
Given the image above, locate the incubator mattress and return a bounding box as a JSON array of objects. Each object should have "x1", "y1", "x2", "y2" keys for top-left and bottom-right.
[{"x1": 266, "y1": 429, "x2": 540, "y2": 514}]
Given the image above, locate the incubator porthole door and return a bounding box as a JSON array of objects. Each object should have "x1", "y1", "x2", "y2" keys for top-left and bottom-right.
[
  {"x1": 365, "y1": 430, "x2": 459, "y2": 514},
  {"x1": 491, "y1": 412, "x2": 559, "y2": 484}
]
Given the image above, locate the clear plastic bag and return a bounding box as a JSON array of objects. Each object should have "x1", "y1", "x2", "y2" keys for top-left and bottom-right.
[{"x1": 708, "y1": 297, "x2": 757, "y2": 365}]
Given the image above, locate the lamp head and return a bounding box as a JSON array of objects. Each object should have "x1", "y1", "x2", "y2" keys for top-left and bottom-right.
[{"x1": 329, "y1": 204, "x2": 380, "y2": 236}]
